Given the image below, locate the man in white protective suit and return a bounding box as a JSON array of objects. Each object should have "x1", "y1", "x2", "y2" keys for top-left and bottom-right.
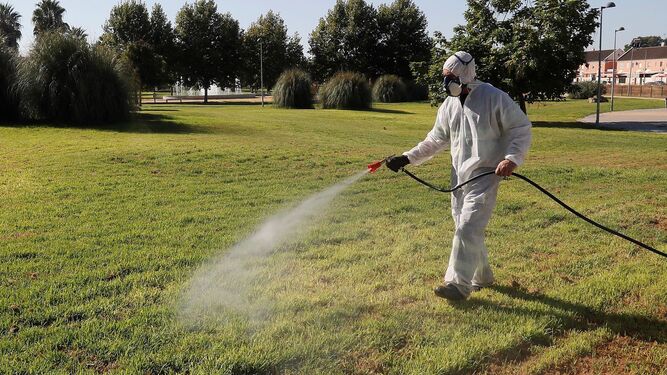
[{"x1": 385, "y1": 51, "x2": 532, "y2": 301}]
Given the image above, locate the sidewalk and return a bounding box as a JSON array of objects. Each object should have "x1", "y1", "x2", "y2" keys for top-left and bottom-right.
[{"x1": 579, "y1": 108, "x2": 667, "y2": 133}]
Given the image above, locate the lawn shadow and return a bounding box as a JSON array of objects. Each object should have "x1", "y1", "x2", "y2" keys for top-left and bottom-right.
[
  {"x1": 162, "y1": 101, "x2": 265, "y2": 106},
  {"x1": 445, "y1": 283, "x2": 667, "y2": 373},
  {"x1": 120, "y1": 112, "x2": 211, "y2": 134},
  {"x1": 0, "y1": 112, "x2": 210, "y2": 134},
  {"x1": 369, "y1": 107, "x2": 415, "y2": 115},
  {"x1": 487, "y1": 285, "x2": 667, "y2": 342},
  {"x1": 532, "y1": 121, "x2": 630, "y2": 132}
]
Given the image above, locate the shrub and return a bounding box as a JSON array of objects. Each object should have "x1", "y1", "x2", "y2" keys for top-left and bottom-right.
[
  {"x1": 372, "y1": 74, "x2": 407, "y2": 103},
  {"x1": 568, "y1": 81, "x2": 607, "y2": 99},
  {"x1": 273, "y1": 69, "x2": 313, "y2": 109},
  {"x1": 18, "y1": 32, "x2": 135, "y2": 123},
  {"x1": 0, "y1": 46, "x2": 21, "y2": 121},
  {"x1": 319, "y1": 71, "x2": 372, "y2": 110},
  {"x1": 405, "y1": 80, "x2": 429, "y2": 101}
]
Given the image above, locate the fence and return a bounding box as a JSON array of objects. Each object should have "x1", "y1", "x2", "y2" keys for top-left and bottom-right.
[{"x1": 606, "y1": 84, "x2": 667, "y2": 98}]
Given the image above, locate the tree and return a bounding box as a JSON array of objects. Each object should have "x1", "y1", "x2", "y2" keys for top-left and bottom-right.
[
  {"x1": 101, "y1": 1, "x2": 150, "y2": 47},
  {"x1": 442, "y1": 0, "x2": 598, "y2": 113},
  {"x1": 377, "y1": 0, "x2": 431, "y2": 80},
  {"x1": 309, "y1": 0, "x2": 380, "y2": 82},
  {"x1": 241, "y1": 11, "x2": 305, "y2": 90},
  {"x1": 174, "y1": 0, "x2": 242, "y2": 103},
  {"x1": 624, "y1": 36, "x2": 665, "y2": 51},
  {"x1": 148, "y1": 4, "x2": 175, "y2": 87},
  {"x1": 0, "y1": 3, "x2": 21, "y2": 50},
  {"x1": 68, "y1": 26, "x2": 87, "y2": 40},
  {"x1": 32, "y1": 0, "x2": 69, "y2": 37},
  {"x1": 410, "y1": 31, "x2": 446, "y2": 105},
  {"x1": 100, "y1": 0, "x2": 174, "y2": 90},
  {"x1": 0, "y1": 45, "x2": 20, "y2": 120}
]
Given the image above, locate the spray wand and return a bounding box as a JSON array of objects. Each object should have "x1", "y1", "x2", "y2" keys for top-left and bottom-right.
[{"x1": 367, "y1": 157, "x2": 666, "y2": 259}]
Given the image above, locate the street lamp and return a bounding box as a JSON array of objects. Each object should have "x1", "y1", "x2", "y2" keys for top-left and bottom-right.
[
  {"x1": 627, "y1": 38, "x2": 641, "y2": 92},
  {"x1": 595, "y1": 1, "x2": 616, "y2": 127},
  {"x1": 611, "y1": 26, "x2": 624, "y2": 111},
  {"x1": 260, "y1": 41, "x2": 264, "y2": 108}
]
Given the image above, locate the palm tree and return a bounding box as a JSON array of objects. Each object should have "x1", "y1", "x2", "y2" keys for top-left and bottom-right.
[
  {"x1": 68, "y1": 26, "x2": 87, "y2": 40},
  {"x1": 32, "y1": 0, "x2": 69, "y2": 36},
  {"x1": 0, "y1": 3, "x2": 22, "y2": 50}
]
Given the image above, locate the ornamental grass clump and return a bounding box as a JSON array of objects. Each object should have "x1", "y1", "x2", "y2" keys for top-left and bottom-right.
[
  {"x1": 319, "y1": 71, "x2": 372, "y2": 110},
  {"x1": 372, "y1": 74, "x2": 407, "y2": 103},
  {"x1": 273, "y1": 69, "x2": 313, "y2": 109},
  {"x1": 0, "y1": 46, "x2": 21, "y2": 121},
  {"x1": 568, "y1": 81, "x2": 607, "y2": 99},
  {"x1": 18, "y1": 32, "x2": 135, "y2": 123}
]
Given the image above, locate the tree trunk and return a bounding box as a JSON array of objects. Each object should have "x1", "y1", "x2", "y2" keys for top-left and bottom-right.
[
  {"x1": 518, "y1": 93, "x2": 527, "y2": 114},
  {"x1": 204, "y1": 86, "x2": 208, "y2": 104},
  {"x1": 138, "y1": 80, "x2": 142, "y2": 108}
]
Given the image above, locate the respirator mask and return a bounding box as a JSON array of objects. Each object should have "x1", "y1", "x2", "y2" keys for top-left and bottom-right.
[
  {"x1": 443, "y1": 53, "x2": 474, "y2": 97},
  {"x1": 444, "y1": 76, "x2": 463, "y2": 97}
]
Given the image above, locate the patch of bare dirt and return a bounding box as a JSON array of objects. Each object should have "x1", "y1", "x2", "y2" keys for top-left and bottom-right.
[
  {"x1": 543, "y1": 336, "x2": 665, "y2": 375},
  {"x1": 343, "y1": 349, "x2": 387, "y2": 375},
  {"x1": 650, "y1": 217, "x2": 667, "y2": 231},
  {"x1": 66, "y1": 349, "x2": 118, "y2": 374}
]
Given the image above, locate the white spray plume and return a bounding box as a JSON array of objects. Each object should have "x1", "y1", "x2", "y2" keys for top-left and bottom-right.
[{"x1": 178, "y1": 170, "x2": 369, "y2": 324}]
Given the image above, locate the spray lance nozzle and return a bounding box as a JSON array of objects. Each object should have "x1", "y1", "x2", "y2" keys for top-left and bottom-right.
[{"x1": 367, "y1": 155, "x2": 395, "y2": 174}]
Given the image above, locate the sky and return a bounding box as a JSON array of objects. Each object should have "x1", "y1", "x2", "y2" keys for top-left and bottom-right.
[{"x1": 9, "y1": 0, "x2": 666, "y2": 55}]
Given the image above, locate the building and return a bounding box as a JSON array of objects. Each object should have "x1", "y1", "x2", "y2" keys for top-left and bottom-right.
[
  {"x1": 576, "y1": 49, "x2": 622, "y2": 82},
  {"x1": 615, "y1": 45, "x2": 667, "y2": 85}
]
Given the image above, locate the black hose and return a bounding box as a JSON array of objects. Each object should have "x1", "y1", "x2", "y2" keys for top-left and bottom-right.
[{"x1": 400, "y1": 168, "x2": 667, "y2": 259}]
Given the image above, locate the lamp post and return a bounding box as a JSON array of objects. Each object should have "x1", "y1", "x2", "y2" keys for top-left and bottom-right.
[
  {"x1": 628, "y1": 38, "x2": 641, "y2": 92},
  {"x1": 260, "y1": 41, "x2": 264, "y2": 108},
  {"x1": 595, "y1": 2, "x2": 616, "y2": 127},
  {"x1": 611, "y1": 26, "x2": 624, "y2": 111}
]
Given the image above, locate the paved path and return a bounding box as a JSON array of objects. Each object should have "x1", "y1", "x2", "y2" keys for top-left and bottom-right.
[{"x1": 579, "y1": 108, "x2": 667, "y2": 133}]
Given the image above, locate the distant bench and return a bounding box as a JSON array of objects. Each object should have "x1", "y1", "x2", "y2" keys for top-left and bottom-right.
[{"x1": 163, "y1": 93, "x2": 257, "y2": 103}]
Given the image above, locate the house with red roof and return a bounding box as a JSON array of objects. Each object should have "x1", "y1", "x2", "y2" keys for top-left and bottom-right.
[
  {"x1": 615, "y1": 45, "x2": 667, "y2": 85},
  {"x1": 576, "y1": 49, "x2": 622, "y2": 82}
]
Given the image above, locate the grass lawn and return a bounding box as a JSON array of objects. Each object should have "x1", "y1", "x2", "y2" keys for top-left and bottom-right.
[{"x1": 1, "y1": 98, "x2": 666, "y2": 374}]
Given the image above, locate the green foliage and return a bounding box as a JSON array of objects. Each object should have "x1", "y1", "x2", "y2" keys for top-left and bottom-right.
[
  {"x1": 100, "y1": 0, "x2": 175, "y2": 89},
  {"x1": 624, "y1": 35, "x2": 665, "y2": 51},
  {"x1": 405, "y1": 79, "x2": 429, "y2": 101},
  {"x1": 175, "y1": 0, "x2": 242, "y2": 102},
  {"x1": 410, "y1": 31, "x2": 447, "y2": 105},
  {"x1": 148, "y1": 4, "x2": 176, "y2": 87},
  {"x1": 568, "y1": 81, "x2": 607, "y2": 99},
  {"x1": 68, "y1": 26, "x2": 86, "y2": 40},
  {"x1": 309, "y1": 0, "x2": 432, "y2": 83},
  {"x1": 18, "y1": 32, "x2": 134, "y2": 123},
  {"x1": 372, "y1": 74, "x2": 407, "y2": 103},
  {"x1": 241, "y1": 11, "x2": 305, "y2": 91},
  {"x1": 32, "y1": 0, "x2": 68, "y2": 37},
  {"x1": 101, "y1": 0, "x2": 150, "y2": 47},
  {"x1": 319, "y1": 71, "x2": 372, "y2": 109},
  {"x1": 309, "y1": 0, "x2": 381, "y2": 82},
  {"x1": 377, "y1": 0, "x2": 431, "y2": 80},
  {"x1": 426, "y1": 0, "x2": 599, "y2": 112},
  {"x1": 0, "y1": 45, "x2": 20, "y2": 120},
  {"x1": 273, "y1": 69, "x2": 313, "y2": 109},
  {"x1": 0, "y1": 3, "x2": 22, "y2": 50}
]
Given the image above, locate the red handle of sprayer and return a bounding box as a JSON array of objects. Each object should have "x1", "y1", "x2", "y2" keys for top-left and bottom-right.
[{"x1": 367, "y1": 155, "x2": 394, "y2": 173}]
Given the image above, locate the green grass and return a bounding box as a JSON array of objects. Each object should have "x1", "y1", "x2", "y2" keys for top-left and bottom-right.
[{"x1": 1, "y1": 98, "x2": 666, "y2": 374}]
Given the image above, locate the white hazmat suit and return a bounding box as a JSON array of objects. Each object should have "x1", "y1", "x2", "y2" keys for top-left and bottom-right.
[{"x1": 403, "y1": 52, "x2": 532, "y2": 297}]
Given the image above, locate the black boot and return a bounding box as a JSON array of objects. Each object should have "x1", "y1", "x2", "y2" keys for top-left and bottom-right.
[{"x1": 434, "y1": 284, "x2": 467, "y2": 301}]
